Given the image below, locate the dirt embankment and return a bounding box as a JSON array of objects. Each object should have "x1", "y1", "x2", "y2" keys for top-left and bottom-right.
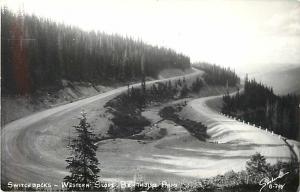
[
  {"x1": 2, "y1": 69, "x2": 196, "y2": 126},
  {"x1": 158, "y1": 68, "x2": 195, "y2": 79},
  {"x1": 1, "y1": 80, "x2": 113, "y2": 125}
]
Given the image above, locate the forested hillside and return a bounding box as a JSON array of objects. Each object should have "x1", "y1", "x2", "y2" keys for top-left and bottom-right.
[
  {"x1": 193, "y1": 62, "x2": 240, "y2": 86},
  {"x1": 1, "y1": 8, "x2": 190, "y2": 95},
  {"x1": 222, "y1": 77, "x2": 299, "y2": 140}
]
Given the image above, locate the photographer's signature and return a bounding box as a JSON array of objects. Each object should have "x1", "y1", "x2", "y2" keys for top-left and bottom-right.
[{"x1": 259, "y1": 172, "x2": 289, "y2": 192}]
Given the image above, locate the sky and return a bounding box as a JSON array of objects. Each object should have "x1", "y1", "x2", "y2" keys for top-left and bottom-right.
[{"x1": 2, "y1": 0, "x2": 300, "y2": 74}]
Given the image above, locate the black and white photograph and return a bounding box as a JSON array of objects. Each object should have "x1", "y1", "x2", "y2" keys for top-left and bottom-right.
[{"x1": 1, "y1": 0, "x2": 300, "y2": 191}]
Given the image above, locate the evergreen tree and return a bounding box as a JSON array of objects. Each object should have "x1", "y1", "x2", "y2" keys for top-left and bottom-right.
[
  {"x1": 180, "y1": 83, "x2": 189, "y2": 98},
  {"x1": 1, "y1": 8, "x2": 191, "y2": 95},
  {"x1": 222, "y1": 78, "x2": 299, "y2": 140},
  {"x1": 194, "y1": 62, "x2": 240, "y2": 86},
  {"x1": 191, "y1": 77, "x2": 203, "y2": 93},
  {"x1": 64, "y1": 111, "x2": 100, "y2": 190},
  {"x1": 246, "y1": 152, "x2": 270, "y2": 181}
]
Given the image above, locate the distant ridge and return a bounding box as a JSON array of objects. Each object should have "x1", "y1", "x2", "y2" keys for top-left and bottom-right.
[{"x1": 251, "y1": 65, "x2": 300, "y2": 95}]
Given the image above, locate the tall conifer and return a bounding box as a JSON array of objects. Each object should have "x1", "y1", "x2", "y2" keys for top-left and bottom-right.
[{"x1": 64, "y1": 111, "x2": 100, "y2": 190}]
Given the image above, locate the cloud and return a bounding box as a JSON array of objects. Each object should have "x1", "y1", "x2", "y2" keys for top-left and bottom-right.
[{"x1": 265, "y1": 5, "x2": 300, "y2": 36}]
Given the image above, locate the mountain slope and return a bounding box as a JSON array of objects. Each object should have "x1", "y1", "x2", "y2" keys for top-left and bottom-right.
[
  {"x1": 1, "y1": 69, "x2": 202, "y2": 184},
  {"x1": 251, "y1": 66, "x2": 300, "y2": 95},
  {"x1": 1, "y1": 8, "x2": 190, "y2": 96}
]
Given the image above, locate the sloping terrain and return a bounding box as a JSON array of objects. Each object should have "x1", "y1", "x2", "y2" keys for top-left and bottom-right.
[
  {"x1": 1, "y1": 69, "x2": 194, "y2": 125},
  {"x1": 158, "y1": 68, "x2": 195, "y2": 79},
  {"x1": 1, "y1": 82, "x2": 113, "y2": 125},
  {"x1": 251, "y1": 65, "x2": 300, "y2": 95},
  {"x1": 1, "y1": 69, "x2": 203, "y2": 185},
  {"x1": 180, "y1": 95, "x2": 300, "y2": 163},
  {"x1": 1, "y1": 68, "x2": 298, "y2": 188}
]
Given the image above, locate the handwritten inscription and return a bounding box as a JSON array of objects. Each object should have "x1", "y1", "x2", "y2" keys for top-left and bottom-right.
[{"x1": 259, "y1": 172, "x2": 289, "y2": 192}]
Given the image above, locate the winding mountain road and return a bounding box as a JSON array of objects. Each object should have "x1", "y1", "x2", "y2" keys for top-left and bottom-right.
[
  {"x1": 181, "y1": 95, "x2": 300, "y2": 164},
  {"x1": 1, "y1": 69, "x2": 202, "y2": 186},
  {"x1": 1, "y1": 68, "x2": 299, "y2": 188}
]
